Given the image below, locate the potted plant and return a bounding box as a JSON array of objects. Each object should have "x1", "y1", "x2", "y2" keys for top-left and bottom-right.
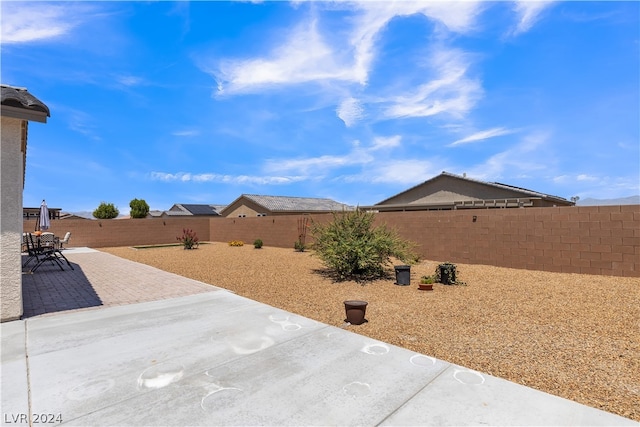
[
  {"x1": 253, "y1": 239, "x2": 263, "y2": 249},
  {"x1": 418, "y1": 275, "x2": 434, "y2": 291}
]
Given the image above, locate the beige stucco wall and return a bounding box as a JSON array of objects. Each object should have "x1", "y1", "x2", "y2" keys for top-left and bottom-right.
[
  {"x1": 223, "y1": 199, "x2": 263, "y2": 217},
  {"x1": 385, "y1": 177, "x2": 526, "y2": 205},
  {"x1": 1, "y1": 116, "x2": 25, "y2": 322}
]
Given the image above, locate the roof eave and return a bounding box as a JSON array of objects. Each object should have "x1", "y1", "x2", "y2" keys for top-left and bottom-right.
[{"x1": 1, "y1": 105, "x2": 48, "y2": 123}]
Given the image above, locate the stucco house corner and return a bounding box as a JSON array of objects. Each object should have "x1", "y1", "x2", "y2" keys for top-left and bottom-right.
[{"x1": 1, "y1": 84, "x2": 50, "y2": 322}]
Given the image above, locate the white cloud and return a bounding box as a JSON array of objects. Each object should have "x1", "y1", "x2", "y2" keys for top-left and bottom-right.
[
  {"x1": 368, "y1": 159, "x2": 435, "y2": 185},
  {"x1": 149, "y1": 172, "x2": 305, "y2": 185},
  {"x1": 115, "y1": 75, "x2": 145, "y2": 87},
  {"x1": 211, "y1": 1, "x2": 485, "y2": 95},
  {"x1": 467, "y1": 131, "x2": 552, "y2": 180},
  {"x1": 337, "y1": 97, "x2": 365, "y2": 127},
  {"x1": 510, "y1": 1, "x2": 555, "y2": 35},
  {"x1": 215, "y1": 19, "x2": 355, "y2": 94},
  {"x1": 371, "y1": 135, "x2": 401, "y2": 150},
  {"x1": 265, "y1": 154, "x2": 361, "y2": 174},
  {"x1": 381, "y1": 47, "x2": 483, "y2": 120},
  {"x1": 1, "y1": 3, "x2": 89, "y2": 44},
  {"x1": 263, "y1": 135, "x2": 402, "y2": 175},
  {"x1": 172, "y1": 130, "x2": 200, "y2": 137},
  {"x1": 449, "y1": 127, "x2": 515, "y2": 147},
  {"x1": 554, "y1": 173, "x2": 599, "y2": 184},
  {"x1": 346, "y1": 1, "x2": 484, "y2": 82},
  {"x1": 576, "y1": 174, "x2": 598, "y2": 182}
]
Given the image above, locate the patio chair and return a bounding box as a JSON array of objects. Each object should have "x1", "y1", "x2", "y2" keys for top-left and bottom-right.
[
  {"x1": 24, "y1": 233, "x2": 64, "y2": 273},
  {"x1": 40, "y1": 232, "x2": 56, "y2": 248},
  {"x1": 57, "y1": 231, "x2": 71, "y2": 249},
  {"x1": 52, "y1": 240, "x2": 74, "y2": 270}
]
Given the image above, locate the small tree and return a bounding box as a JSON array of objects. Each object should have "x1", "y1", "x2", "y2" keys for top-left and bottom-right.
[
  {"x1": 311, "y1": 209, "x2": 417, "y2": 281},
  {"x1": 129, "y1": 198, "x2": 150, "y2": 218},
  {"x1": 93, "y1": 202, "x2": 119, "y2": 219}
]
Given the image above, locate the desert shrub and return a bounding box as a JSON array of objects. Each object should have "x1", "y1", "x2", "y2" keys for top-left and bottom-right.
[
  {"x1": 294, "y1": 240, "x2": 305, "y2": 252},
  {"x1": 93, "y1": 202, "x2": 119, "y2": 219},
  {"x1": 311, "y1": 209, "x2": 417, "y2": 281},
  {"x1": 177, "y1": 228, "x2": 199, "y2": 249},
  {"x1": 129, "y1": 198, "x2": 150, "y2": 218},
  {"x1": 228, "y1": 240, "x2": 244, "y2": 247},
  {"x1": 253, "y1": 239, "x2": 263, "y2": 249}
]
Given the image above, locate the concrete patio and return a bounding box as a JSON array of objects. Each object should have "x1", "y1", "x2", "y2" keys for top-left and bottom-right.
[{"x1": 2, "y1": 249, "x2": 636, "y2": 426}]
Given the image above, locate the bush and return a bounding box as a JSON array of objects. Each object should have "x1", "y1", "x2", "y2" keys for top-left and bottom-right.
[
  {"x1": 129, "y1": 198, "x2": 150, "y2": 218},
  {"x1": 311, "y1": 209, "x2": 417, "y2": 281},
  {"x1": 228, "y1": 240, "x2": 244, "y2": 247},
  {"x1": 294, "y1": 240, "x2": 305, "y2": 252},
  {"x1": 93, "y1": 202, "x2": 119, "y2": 219},
  {"x1": 177, "y1": 228, "x2": 199, "y2": 249},
  {"x1": 253, "y1": 239, "x2": 263, "y2": 249}
]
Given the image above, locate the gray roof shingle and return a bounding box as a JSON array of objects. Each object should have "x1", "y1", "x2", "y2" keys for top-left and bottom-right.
[
  {"x1": 1, "y1": 84, "x2": 50, "y2": 116},
  {"x1": 242, "y1": 194, "x2": 353, "y2": 212}
]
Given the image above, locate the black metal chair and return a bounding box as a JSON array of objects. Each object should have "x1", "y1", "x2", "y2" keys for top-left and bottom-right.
[{"x1": 24, "y1": 233, "x2": 64, "y2": 273}]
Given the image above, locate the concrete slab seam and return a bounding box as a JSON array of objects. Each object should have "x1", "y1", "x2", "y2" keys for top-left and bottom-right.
[
  {"x1": 24, "y1": 320, "x2": 33, "y2": 427},
  {"x1": 374, "y1": 360, "x2": 451, "y2": 426}
]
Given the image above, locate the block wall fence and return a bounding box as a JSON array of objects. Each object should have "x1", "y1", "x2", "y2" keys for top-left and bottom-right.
[{"x1": 25, "y1": 205, "x2": 639, "y2": 277}]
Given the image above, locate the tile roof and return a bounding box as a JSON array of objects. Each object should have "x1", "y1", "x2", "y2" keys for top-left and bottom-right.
[
  {"x1": 242, "y1": 194, "x2": 353, "y2": 212},
  {"x1": 1, "y1": 84, "x2": 50, "y2": 116}
]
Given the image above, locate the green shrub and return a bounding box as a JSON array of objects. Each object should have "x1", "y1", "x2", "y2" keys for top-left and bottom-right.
[
  {"x1": 420, "y1": 275, "x2": 435, "y2": 284},
  {"x1": 294, "y1": 240, "x2": 305, "y2": 252},
  {"x1": 129, "y1": 198, "x2": 150, "y2": 218},
  {"x1": 254, "y1": 239, "x2": 263, "y2": 249},
  {"x1": 177, "y1": 228, "x2": 199, "y2": 249},
  {"x1": 93, "y1": 202, "x2": 119, "y2": 219},
  {"x1": 311, "y1": 209, "x2": 417, "y2": 281}
]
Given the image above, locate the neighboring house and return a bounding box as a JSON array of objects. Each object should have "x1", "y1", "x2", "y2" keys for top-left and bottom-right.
[
  {"x1": 59, "y1": 212, "x2": 93, "y2": 220},
  {"x1": 160, "y1": 204, "x2": 224, "y2": 218},
  {"x1": 23, "y1": 206, "x2": 62, "y2": 220},
  {"x1": 365, "y1": 171, "x2": 574, "y2": 212},
  {"x1": 220, "y1": 194, "x2": 354, "y2": 217},
  {"x1": 147, "y1": 210, "x2": 164, "y2": 218},
  {"x1": 1, "y1": 84, "x2": 50, "y2": 322}
]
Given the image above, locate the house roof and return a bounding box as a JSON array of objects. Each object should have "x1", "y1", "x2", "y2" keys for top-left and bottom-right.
[
  {"x1": 223, "y1": 194, "x2": 353, "y2": 214},
  {"x1": 180, "y1": 204, "x2": 221, "y2": 216},
  {"x1": 167, "y1": 204, "x2": 222, "y2": 216},
  {"x1": 2, "y1": 85, "x2": 50, "y2": 186},
  {"x1": 1, "y1": 84, "x2": 50, "y2": 122},
  {"x1": 375, "y1": 171, "x2": 572, "y2": 207}
]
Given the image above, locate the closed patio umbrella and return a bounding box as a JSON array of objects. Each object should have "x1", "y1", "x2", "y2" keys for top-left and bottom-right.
[{"x1": 36, "y1": 200, "x2": 50, "y2": 231}]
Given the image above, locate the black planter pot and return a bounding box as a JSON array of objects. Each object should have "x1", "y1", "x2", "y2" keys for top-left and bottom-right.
[
  {"x1": 394, "y1": 265, "x2": 411, "y2": 286},
  {"x1": 439, "y1": 264, "x2": 456, "y2": 285}
]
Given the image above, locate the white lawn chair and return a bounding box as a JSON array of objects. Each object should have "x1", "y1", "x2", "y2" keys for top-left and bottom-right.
[{"x1": 57, "y1": 232, "x2": 71, "y2": 249}]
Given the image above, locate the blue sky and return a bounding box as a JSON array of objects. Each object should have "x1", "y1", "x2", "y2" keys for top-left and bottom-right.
[{"x1": 2, "y1": 1, "x2": 638, "y2": 214}]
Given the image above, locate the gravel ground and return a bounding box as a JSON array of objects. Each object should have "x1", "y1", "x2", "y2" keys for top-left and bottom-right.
[{"x1": 101, "y1": 243, "x2": 639, "y2": 421}]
